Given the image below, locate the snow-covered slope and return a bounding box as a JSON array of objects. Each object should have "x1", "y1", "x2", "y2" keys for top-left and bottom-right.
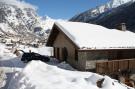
[
  {"x1": 0, "y1": 23, "x2": 16, "y2": 35},
  {"x1": 70, "y1": 0, "x2": 135, "y2": 22},
  {"x1": 88, "y1": 2, "x2": 135, "y2": 32},
  {"x1": 7, "y1": 61, "x2": 133, "y2": 89},
  {"x1": 108, "y1": 0, "x2": 135, "y2": 8},
  {"x1": 36, "y1": 16, "x2": 65, "y2": 35},
  {"x1": 0, "y1": 0, "x2": 65, "y2": 42},
  {"x1": 0, "y1": 0, "x2": 51, "y2": 42},
  {"x1": 0, "y1": 0, "x2": 56, "y2": 43},
  {"x1": 0, "y1": 0, "x2": 37, "y2": 10},
  {"x1": 0, "y1": 0, "x2": 38, "y2": 34},
  {"x1": 39, "y1": 16, "x2": 56, "y2": 31}
]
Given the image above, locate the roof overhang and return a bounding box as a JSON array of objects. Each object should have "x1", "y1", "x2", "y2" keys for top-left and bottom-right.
[
  {"x1": 46, "y1": 23, "x2": 79, "y2": 49},
  {"x1": 78, "y1": 48, "x2": 135, "y2": 52},
  {"x1": 46, "y1": 24, "x2": 59, "y2": 46}
]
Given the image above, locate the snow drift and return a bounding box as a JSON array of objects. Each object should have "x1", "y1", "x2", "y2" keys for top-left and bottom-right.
[{"x1": 7, "y1": 61, "x2": 133, "y2": 89}]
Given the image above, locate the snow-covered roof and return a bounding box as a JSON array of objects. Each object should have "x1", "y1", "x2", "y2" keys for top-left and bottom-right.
[{"x1": 54, "y1": 21, "x2": 135, "y2": 49}]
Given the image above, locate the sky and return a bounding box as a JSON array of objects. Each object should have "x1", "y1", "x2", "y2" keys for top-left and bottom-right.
[{"x1": 24, "y1": 0, "x2": 110, "y2": 19}]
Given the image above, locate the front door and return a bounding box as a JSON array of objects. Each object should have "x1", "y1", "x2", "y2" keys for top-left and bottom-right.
[{"x1": 62, "y1": 47, "x2": 68, "y2": 61}]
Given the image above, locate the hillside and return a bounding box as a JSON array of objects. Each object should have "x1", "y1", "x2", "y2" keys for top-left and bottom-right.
[
  {"x1": 70, "y1": 0, "x2": 135, "y2": 22},
  {"x1": 70, "y1": 0, "x2": 135, "y2": 32},
  {"x1": 0, "y1": 0, "x2": 55, "y2": 43},
  {"x1": 87, "y1": 2, "x2": 135, "y2": 32},
  {"x1": 0, "y1": 0, "x2": 38, "y2": 34}
]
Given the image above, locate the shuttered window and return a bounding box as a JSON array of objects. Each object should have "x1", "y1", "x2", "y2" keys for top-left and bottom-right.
[{"x1": 57, "y1": 48, "x2": 60, "y2": 59}]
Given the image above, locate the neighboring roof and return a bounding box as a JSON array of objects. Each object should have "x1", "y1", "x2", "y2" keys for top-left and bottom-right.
[{"x1": 47, "y1": 21, "x2": 135, "y2": 49}]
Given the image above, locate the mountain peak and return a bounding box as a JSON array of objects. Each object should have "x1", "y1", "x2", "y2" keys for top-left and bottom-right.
[
  {"x1": 42, "y1": 15, "x2": 53, "y2": 20},
  {"x1": 109, "y1": 0, "x2": 135, "y2": 7},
  {"x1": 70, "y1": 0, "x2": 135, "y2": 21},
  {"x1": 0, "y1": 0, "x2": 37, "y2": 10},
  {"x1": 0, "y1": 0, "x2": 40, "y2": 38}
]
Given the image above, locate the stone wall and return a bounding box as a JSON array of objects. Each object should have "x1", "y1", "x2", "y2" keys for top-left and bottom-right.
[
  {"x1": 78, "y1": 49, "x2": 135, "y2": 70},
  {"x1": 78, "y1": 51, "x2": 108, "y2": 70},
  {"x1": 77, "y1": 52, "x2": 87, "y2": 70}
]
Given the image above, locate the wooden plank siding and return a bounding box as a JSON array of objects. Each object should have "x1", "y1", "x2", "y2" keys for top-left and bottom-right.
[{"x1": 96, "y1": 59, "x2": 135, "y2": 74}]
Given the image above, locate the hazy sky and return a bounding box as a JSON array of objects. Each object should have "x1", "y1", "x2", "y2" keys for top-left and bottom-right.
[{"x1": 25, "y1": 0, "x2": 110, "y2": 19}]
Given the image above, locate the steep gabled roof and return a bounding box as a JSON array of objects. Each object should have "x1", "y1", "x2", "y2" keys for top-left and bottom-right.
[
  {"x1": 46, "y1": 21, "x2": 135, "y2": 49},
  {"x1": 46, "y1": 24, "x2": 59, "y2": 46},
  {"x1": 46, "y1": 22, "x2": 79, "y2": 49}
]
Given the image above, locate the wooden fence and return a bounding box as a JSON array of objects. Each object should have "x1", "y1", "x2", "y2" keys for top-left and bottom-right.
[{"x1": 96, "y1": 59, "x2": 135, "y2": 74}]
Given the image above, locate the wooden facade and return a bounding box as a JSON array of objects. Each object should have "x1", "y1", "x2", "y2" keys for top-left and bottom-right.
[
  {"x1": 96, "y1": 59, "x2": 135, "y2": 74},
  {"x1": 46, "y1": 22, "x2": 135, "y2": 71}
]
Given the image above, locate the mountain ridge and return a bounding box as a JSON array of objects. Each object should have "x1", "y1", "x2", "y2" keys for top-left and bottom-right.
[
  {"x1": 89, "y1": 2, "x2": 135, "y2": 32},
  {"x1": 70, "y1": 0, "x2": 135, "y2": 22}
]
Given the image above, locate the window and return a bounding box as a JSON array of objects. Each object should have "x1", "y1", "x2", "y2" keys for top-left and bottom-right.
[
  {"x1": 56, "y1": 48, "x2": 60, "y2": 59},
  {"x1": 53, "y1": 47, "x2": 56, "y2": 58}
]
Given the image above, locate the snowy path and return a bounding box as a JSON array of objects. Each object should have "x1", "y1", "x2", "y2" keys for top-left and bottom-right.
[
  {"x1": 0, "y1": 56, "x2": 25, "y2": 89},
  {"x1": 0, "y1": 59, "x2": 15, "y2": 89}
]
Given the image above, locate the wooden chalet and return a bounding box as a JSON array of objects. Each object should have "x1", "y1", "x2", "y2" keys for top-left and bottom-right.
[{"x1": 46, "y1": 21, "x2": 135, "y2": 76}]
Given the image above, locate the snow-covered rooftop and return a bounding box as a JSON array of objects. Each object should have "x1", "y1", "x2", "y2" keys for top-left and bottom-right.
[{"x1": 55, "y1": 21, "x2": 135, "y2": 49}]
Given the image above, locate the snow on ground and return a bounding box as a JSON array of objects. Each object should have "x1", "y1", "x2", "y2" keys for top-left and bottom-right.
[
  {"x1": 57, "y1": 61, "x2": 76, "y2": 71},
  {"x1": 15, "y1": 45, "x2": 53, "y2": 56},
  {"x1": 0, "y1": 43, "x2": 26, "y2": 89},
  {"x1": 0, "y1": 43, "x2": 54, "y2": 89},
  {"x1": 7, "y1": 61, "x2": 133, "y2": 89},
  {"x1": 0, "y1": 43, "x2": 134, "y2": 89},
  {"x1": 37, "y1": 47, "x2": 53, "y2": 56}
]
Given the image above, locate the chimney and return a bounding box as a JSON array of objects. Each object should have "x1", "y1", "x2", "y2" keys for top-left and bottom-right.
[
  {"x1": 121, "y1": 23, "x2": 126, "y2": 31},
  {"x1": 117, "y1": 23, "x2": 127, "y2": 31}
]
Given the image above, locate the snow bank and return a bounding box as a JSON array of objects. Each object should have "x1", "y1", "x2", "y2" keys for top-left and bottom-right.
[
  {"x1": 37, "y1": 47, "x2": 53, "y2": 56},
  {"x1": 8, "y1": 61, "x2": 133, "y2": 89},
  {"x1": 57, "y1": 61, "x2": 76, "y2": 71}
]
